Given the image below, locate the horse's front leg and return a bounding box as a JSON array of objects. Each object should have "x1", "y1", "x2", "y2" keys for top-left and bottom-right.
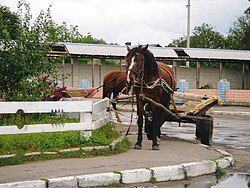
[
  {"x1": 152, "y1": 108, "x2": 160, "y2": 150},
  {"x1": 134, "y1": 102, "x2": 144, "y2": 150}
]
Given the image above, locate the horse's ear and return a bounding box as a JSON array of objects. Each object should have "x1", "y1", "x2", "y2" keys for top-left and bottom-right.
[
  {"x1": 142, "y1": 44, "x2": 149, "y2": 51},
  {"x1": 127, "y1": 46, "x2": 131, "y2": 52}
]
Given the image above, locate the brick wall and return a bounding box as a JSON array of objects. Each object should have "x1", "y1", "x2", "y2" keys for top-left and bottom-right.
[
  {"x1": 186, "y1": 89, "x2": 218, "y2": 97},
  {"x1": 186, "y1": 89, "x2": 250, "y2": 103},
  {"x1": 225, "y1": 90, "x2": 250, "y2": 102}
]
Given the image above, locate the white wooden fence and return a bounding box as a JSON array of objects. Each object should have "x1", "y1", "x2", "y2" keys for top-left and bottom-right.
[{"x1": 0, "y1": 98, "x2": 110, "y2": 137}]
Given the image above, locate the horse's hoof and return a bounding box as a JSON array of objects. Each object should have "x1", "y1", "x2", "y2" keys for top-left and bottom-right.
[
  {"x1": 134, "y1": 144, "x2": 142, "y2": 150},
  {"x1": 152, "y1": 145, "x2": 160, "y2": 150}
]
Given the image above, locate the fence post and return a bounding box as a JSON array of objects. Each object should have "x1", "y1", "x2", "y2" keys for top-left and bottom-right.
[{"x1": 80, "y1": 112, "x2": 92, "y2": 139}]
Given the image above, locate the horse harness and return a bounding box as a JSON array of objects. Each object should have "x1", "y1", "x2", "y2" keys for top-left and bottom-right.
[
  {"x1": 128, "y1": 52, "x2": 177, "y2": 113},
  {"x1": 128, "y1": 53, "x2": 174, "y2": 95}
]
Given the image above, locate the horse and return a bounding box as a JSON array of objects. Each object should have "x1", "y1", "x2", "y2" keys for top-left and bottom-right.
[
  {"x1": 102, "y1": 70, "x2": 127, "y2": 110},
  {"x1": 125, "y1": 45, "x2": 175, "y2": 150}
]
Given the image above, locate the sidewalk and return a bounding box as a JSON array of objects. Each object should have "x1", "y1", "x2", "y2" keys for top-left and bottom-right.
[{"x1": 0, "y1": 134, "x2": 233, "y2": 187}]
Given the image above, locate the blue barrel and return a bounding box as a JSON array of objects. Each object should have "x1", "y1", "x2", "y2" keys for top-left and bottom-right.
[
  {"x1": 217, "y1": 80, "x2": 230, "y2": 99},
  {"x1": 79, "y1": 80, "x2": 90, "y2": 88},
  {"x1": 177, "y1": 79, "x2": 189, "y2": 92},
  {"x1": 176, "y1": 79, "x2": 189, "y2": 104}
]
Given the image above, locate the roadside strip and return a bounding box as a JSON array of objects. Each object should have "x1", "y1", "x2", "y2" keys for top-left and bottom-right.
[{"x1": 0, "y1": 145, "x2": 234, "y2": 188}]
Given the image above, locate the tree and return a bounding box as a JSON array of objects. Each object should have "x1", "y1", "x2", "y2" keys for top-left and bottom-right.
[
  {"x1": 53, "y1": 22, "x2": 106, "y2": 44},
  {"x1": 226, "y1": 8, "x2": 250, "y2": 50},
  {"x1": 167, "y1": 23, "x2": 226, "y2": 49},
  {"x1": 166, "y1": 36, "x2": 186, "y2": 48},
  {"x1": 0, "y1": 2, "x2": 58, "y2": 101},
  {"x1": 0, "y1": 5, "x2": 20, "y2": 43},
  {"x1": 191, "y1": 23, "x2": 225, "y2": 49}
]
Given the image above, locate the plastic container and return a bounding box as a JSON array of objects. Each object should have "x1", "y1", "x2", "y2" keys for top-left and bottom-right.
[
  {"x1": 79, "y1": 80, "x2": 90, "y2": 88},
  {"x1": 217, "y1": 79, "x2": 230, "y2": 99}
]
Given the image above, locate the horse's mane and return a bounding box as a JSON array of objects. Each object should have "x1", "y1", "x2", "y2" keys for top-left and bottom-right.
[{"x1": 127, "y1": 45, "x2": 159, "y2": 76}]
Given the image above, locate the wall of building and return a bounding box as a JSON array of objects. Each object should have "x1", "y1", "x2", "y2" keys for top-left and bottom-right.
[
  {"x1": 58, "y1": 63, "x2": 249, "y2": 89},
  {"x1": 176, "y1": 66, "x2": 249, "y2": 89}
]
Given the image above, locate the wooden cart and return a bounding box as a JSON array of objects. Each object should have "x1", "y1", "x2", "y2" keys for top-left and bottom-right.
[{"x1": 142, "y1": 92, "x2": 221, "y2": 146}]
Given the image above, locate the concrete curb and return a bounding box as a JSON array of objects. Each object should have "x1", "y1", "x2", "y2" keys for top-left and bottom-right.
[
  {"x1": 0, "y1": 180, "x2": 46, "y2": 188},
  {"x1": 0, "y1": 146, "x2": 234, "y2": 188},
  {"x1": 207, "y1": 110, "x2": 250, "y2": 116}
]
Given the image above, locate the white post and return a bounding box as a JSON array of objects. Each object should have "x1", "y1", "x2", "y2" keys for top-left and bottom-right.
[
  {"x1": 80, "y1": 112, "x2": 92, "y2": 139},
  {"x1": 186, "y1": 0, "x2": 191, "y2": 67}
]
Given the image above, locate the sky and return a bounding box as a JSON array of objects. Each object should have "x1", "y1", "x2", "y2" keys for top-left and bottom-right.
[{"x1": 1, "y1": 0, "x2": 249, "y2": 46}]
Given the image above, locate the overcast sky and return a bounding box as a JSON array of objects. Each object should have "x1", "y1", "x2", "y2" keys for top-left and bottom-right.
[{"x1": 1, "y1": 0, "x2": 249, "y2": 46}]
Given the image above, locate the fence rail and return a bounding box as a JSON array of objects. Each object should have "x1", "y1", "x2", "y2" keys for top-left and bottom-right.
[{"x1": 0, "y1": 98, "x2": 110, "y2": 136}]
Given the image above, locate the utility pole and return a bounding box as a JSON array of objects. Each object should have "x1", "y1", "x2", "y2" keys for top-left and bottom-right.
[{"x1": 186, "y1": 0, "x2": 191, "y2": 67}]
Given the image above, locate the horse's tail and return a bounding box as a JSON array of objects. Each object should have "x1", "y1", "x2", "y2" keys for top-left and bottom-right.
[{"x1": 102, "y1": 83, "x2": 108, "y2": 99}]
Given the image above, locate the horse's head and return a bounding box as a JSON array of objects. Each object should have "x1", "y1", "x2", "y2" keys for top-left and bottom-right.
[{"x1": 125, "y1": 45, "x2": 148, "y2": 87}]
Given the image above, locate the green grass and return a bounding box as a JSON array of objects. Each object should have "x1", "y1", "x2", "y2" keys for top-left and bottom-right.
[
  {"x1": 0, "y1": 138, "x2": 129, "y2": 167},
  {"x1": 0, "y1": 113, "x2": 78, "y2": 127},
  {"x1": 113, "y1": 137, "x2": 130, "y2": 154},
  {"x1": 215, "y1": 166, "x2": 226, "y2": 179},
  {"x1": 0, "y1": 122, "x2": 121, "y2": 155},
  {"x1": 0, "y1": 112, "x2": 130, "y2": 166},
  {"x1": 149, "y1": 170, "x2": 157, "y2": 184},
  {"x1": 0, "y1": 122, "x2": 130, "y2": 166}
]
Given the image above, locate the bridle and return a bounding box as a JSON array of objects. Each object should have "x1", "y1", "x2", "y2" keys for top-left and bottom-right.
[
  {"x1": 126, "y1": 52, "x2": 147, "y2": 96},
  {"x1": 128, "y1": 53, "x2": 145, "y2": 83},
  {"x1": 127, "y1": 52, "x2": 174, "y2": 96}
]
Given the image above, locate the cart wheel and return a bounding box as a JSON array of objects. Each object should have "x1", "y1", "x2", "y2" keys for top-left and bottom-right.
[{"x1": 200, "y1": 117, "x2": 213, "y2": 146}]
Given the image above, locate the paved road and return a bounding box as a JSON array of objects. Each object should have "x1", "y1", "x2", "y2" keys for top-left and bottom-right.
[
  {"x1": 114, "y1": 105, "x2": 250, "y2": 149},
  {"x1": 161, "y1": 114, "x2": 250, "y2": 149}
]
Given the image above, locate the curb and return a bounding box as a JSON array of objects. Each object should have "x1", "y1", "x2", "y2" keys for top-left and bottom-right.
[
  {"x1": 0, "y1": 146, "x2": 234, "y2": 188},
  {"x1": 207, "y1": 110, "x2": 250, "y2": 116}
]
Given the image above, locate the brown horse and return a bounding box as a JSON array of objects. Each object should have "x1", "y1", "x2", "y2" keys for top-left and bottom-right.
[
  {"x1": 102, "y1": 70, "x2": 127, "y2": 110},
  {"x1": 125, "y1": 45, "x2": 175, "y2": 150}
]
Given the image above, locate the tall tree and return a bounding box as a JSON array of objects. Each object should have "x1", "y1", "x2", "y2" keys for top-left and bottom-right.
[
  {"x1": 226, "y1": 8, "x2": 250, "y2": 50},
  {"x1": 191, "y1": 23, "x2": 225, "y2": 48},
  {"x1": 167, "y1": 23, "x2": 226, "y2": 49},
  {"x1": 0, "y1": 5, "x2": 20, "y2": 48},
  {"x1": 0, "y1": 2, "x2": 58, "y2": 101}
]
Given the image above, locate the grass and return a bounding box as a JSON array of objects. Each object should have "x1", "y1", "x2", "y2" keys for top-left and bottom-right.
[
  {"x1": 0, "y1": 122, "x2": 121, "y2": 155},
  {"x1": 0, "y1": 121, "x2": 130, "y2": 166},
  {"x1": 0, "y1": 113, "x2": 78, "y2": 127},
  {"x1": 215, "y1": 166, "x2": 226, "y2": 179},
  {"x1": 0, "y1": 138, "x2": 129, "y2": 167},
  {"x1": 149, "y1": 170, "x2": 157, "y2": 184}
]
